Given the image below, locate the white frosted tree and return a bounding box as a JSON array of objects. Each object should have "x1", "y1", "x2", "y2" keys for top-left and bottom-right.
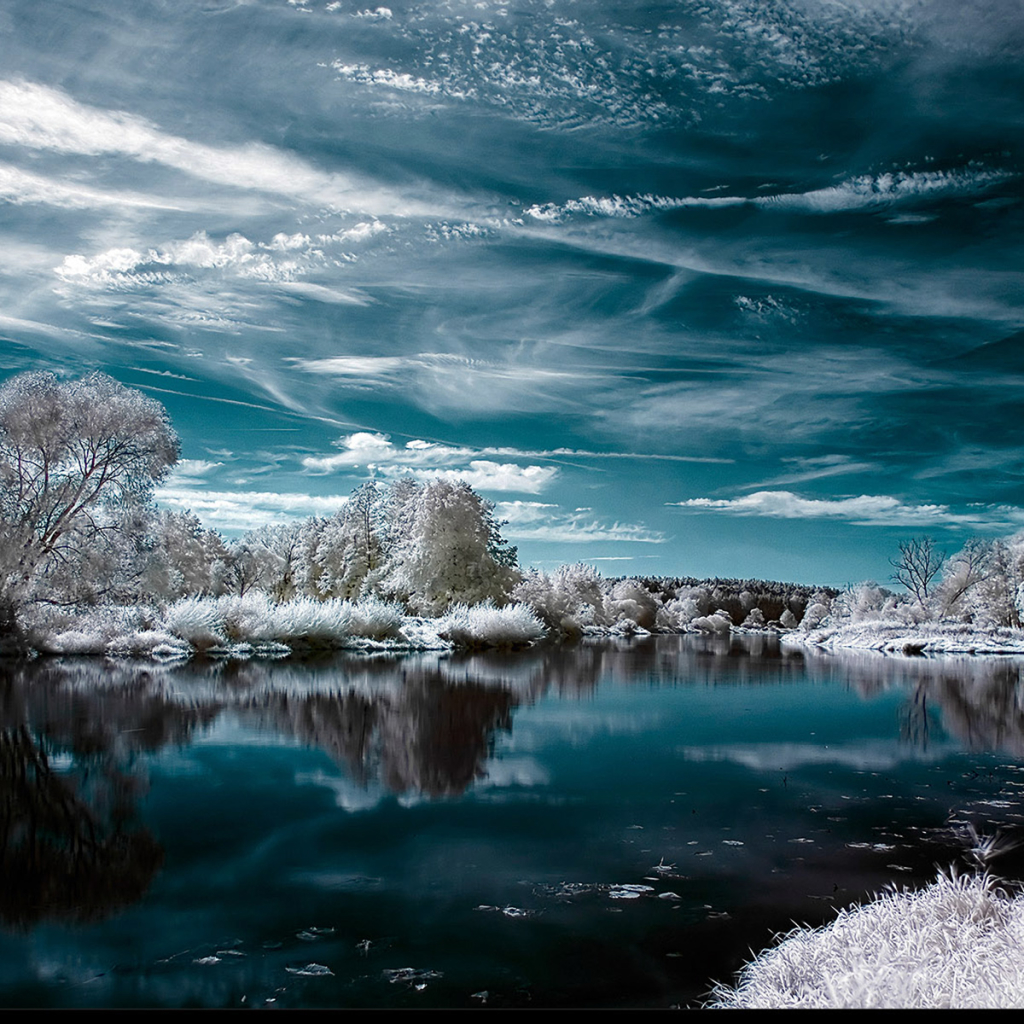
[
  {"x1": 0, "y1": 372, "x2": 178, "y2": 630},
  {"x1": 298, "y1": 482, "x2": 386, "y2": 600},
  {"x1": 147, "y1": 509, "x2": 232, "y2": 599},
  {"x1": 381, "y1": 479, "x2": 519, "y2": 615}
]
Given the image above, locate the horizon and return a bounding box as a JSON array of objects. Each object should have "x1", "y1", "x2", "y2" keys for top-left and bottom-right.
[{"x1": 1, "y1": 1, "x2": 1022, "y2": 589}]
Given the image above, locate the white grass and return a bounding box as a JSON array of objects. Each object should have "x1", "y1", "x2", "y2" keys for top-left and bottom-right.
[
  {"x1": 160, "y1": 593, "x2": 407, "y2": 652},
  {"x1": 793, "y1": 619, "x2": 1024, "y2": 655},
  {"x1": 26, "y1": 595, "x2": 545, "y2": 659},
  {"x1": 437, "y1": 601, "x2": 547, "y2": 649},
  {"x1": 707, "y1": 872, "x2": 1024, "y2": 1009}
]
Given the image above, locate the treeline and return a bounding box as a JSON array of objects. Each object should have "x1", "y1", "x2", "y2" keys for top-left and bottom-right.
[
  {"x1": 144, "y1": 477, "x2": 519, "y2": 616},
  {"x1": 5, "y1": 371, "x2": 1024, "y2": 658}
]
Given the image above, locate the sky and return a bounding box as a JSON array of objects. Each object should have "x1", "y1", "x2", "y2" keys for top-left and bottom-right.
[{"x1": 0, "y1": 0, "x2": 1022, "y2": 587}]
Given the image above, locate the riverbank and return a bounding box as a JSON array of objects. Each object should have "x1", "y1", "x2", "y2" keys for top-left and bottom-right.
[{"x1": 787, "y1": 620, "x2": 1024, "y2": 655}]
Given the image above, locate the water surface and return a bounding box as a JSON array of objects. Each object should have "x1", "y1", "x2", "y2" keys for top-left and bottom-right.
[{"x1": 4, "y1": 635, "x2": 1024, "y2": 1008}]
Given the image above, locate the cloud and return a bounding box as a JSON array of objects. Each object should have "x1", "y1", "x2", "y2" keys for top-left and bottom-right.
[
  {"x1": 669, "y1": 490, "x2": 1024, "y2": 529},
  {"x1": 301, "y1": 432, "x2": 556, "y2": 493},
  {"x1": 0, "y1": 160, "x2": 183, "y2": 211},
  {"x1": 166, "y1": 459, "x2": 224, "y2": 479},
  {"x1": 398, "y1": 461, "x2": 556, "y2": 494},
  {"x1": 522, "y1": 169, "x2": 1012, "y2": 223},
  {"x1": 55, "y1": 231, "x2": 328, "y2": 289},
  {"x1": 154, "y1": 484, "x2": 348, "y2": 531},
  {"x1": 0, "y1": 79, "x2": 450, "y2": 216},
  {"x1": 290, "y1": 351, "x2": 617, "y2": 418},
  {"x1": 497, "y1": 500, "x2": 664, "y2": 544}
]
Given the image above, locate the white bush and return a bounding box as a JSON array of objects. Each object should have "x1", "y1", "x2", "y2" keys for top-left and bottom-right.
[
  {"x1": 163, "y1": 596, "x2": 228, "y2": 651},
  {"x1": 707, "y1": 873, "x2": 1024, "y2": 1009},
  {"x1": 437, "y1": 601, "x2": 546, "y2": 648}
]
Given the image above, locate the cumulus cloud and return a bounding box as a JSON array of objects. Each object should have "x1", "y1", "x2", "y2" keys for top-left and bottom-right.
[
  {"x1": 55, "y1": 231, "x2": 329, "y2": 289},
  {"x1": 670, "y1": 491, "x2": 1024, "y2": 529},
  {"x1": 301, "y1": 432, "x2": 556, "y2": 493},
  {"x1": 400, "y1": 461, "x2": 556, "y2": 494}
]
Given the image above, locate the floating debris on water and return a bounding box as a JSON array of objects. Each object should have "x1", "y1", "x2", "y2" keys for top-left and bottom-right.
[
  {"x1": 286, "y1": 963, "x2": 334, "y2": 977},
  {"x1": 383, "y1": 968, "x2": 443, "y2": 988},
  {"x1": 609, "y1": 884, "x2": 655, "y2": 900},
  {"x1": 193, "y1": 956, "x2": 221, "y2": 966}
]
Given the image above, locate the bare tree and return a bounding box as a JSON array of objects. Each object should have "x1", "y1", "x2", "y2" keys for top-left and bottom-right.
[{"x1": 889, "y1": 537, "x2": 945, "y2": 609}]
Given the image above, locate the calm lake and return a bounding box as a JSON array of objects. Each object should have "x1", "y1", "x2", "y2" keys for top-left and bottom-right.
[{"x1": 4, "y1": 634, "x2": 1024, "y2": 1009}]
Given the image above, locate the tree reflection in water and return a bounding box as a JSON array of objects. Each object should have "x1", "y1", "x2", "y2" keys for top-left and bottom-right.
[{"x1": 5, "y1": 637, "x2": 1024, "y2": 932}]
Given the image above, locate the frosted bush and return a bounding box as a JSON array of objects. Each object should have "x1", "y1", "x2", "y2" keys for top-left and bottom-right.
[
  {"x1": 261, "y1": 596, "x2": 355, "y2": 646},
  {"x1": 347, "y1": 596, "x2": 405, "y2": 640},
  {"x1": 800, "y1": 601, "x2": 831, "y2": 631},
  {"x1": 691, "y1": 612, "x2": 732, "y2": 635},
  {"x1": 657, "y1": 596, "x2": 701, "y2": 630},
  {"x1": 163, "y1": 597, "x2": 228, "y2": 651},
  {"x1": 741, "y1": 607, "x2": 766, "y2": 628},
  {"x1": 513, "y1": 562, "x2": 606, "y2": 634},
  {"x1": 106, "y1": 629, "x2": 187, "y2": 657},
  {"x1": 605, "y1": 579, "x2": 658, "y2": 631},
  {"x1": 30, "y1": 603, "x2": 161, "y2": 654},
  {"x1": 779, "y1": 608, "x2": 799, "y2": 629},
  {"x1": 437, "y1": 601, "x2": 546, "y2": 649},
  {"x1": 707, "y1": 873, "x2": 1024, "y2": 1009}
]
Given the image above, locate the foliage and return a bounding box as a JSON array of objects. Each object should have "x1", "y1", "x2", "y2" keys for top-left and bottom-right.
[{"x1": 0, "y1": 372, "x2": 178, "y2": 633}]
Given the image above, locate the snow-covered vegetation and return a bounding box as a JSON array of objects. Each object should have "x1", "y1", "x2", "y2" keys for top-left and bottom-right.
[
  {"x1": 707, "y1": 872, "x2": 1024, "y2": 1009},
  {"x1": 6, "y1": 372, "x2": 1024, "y2": 660}
]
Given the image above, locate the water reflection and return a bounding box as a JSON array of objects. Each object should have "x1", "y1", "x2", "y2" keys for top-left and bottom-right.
[{"x1": 4, "y1": 636, "x2": 1024, "y2": 1004}]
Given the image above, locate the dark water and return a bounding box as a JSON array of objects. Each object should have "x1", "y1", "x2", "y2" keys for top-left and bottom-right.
[{"x1": 4, "y1": 634, "x2": 1024, "y2": 1009}]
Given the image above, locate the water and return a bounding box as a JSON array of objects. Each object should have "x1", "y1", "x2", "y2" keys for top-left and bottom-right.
[{"x1": 4, "y1": 634, "x2": 1024, "y2": 1008}]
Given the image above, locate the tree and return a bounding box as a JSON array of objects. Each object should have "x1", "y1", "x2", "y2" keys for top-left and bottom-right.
[
  {"x1": 298, "y1": 482, "x2": 386, "y2": 600},
  {"x1": 889, "y1": 537, "x2": 945, "y2": 609},
  {"x1": 0, "y1": 372, "x2": 178, "y2": 626},
  {"x1": 936, "y1": 538, "x2": 995, "y2": 620},
  {"x1": 381, "y1": 479, "x2": 520, "y2": 615},
  {"x1": 147, "y1": 509, "x2": 231, "y2": 599}
]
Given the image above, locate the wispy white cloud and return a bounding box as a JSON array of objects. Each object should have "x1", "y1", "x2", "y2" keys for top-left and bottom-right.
[
  {"x1": 743, "y1": 455, "x2": 879, "y2": 490},
  {"x1": 670, "y1": 490, "x2": 1024, "y2": 529},
  {"x1": 0, "y1": 160, "x2": 183, "y2": 210},
  {"x1": 522, "y1": 169, "x2": 1012, "y2": 223},
  {"x1": 497, "y1": 500, "x2": 664, "y2": 543},
  {"x1": 0, "y1": 79, "x2": 450, "y2": 216},
  {"x1": 166, "y1": 458, "x2": 224, "y2": 479},
  {"x1": 154, "y1": 484, "x2": 348, "y2": 531}
]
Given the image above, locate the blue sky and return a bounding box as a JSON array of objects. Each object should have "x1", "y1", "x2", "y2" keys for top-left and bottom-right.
[{"x1": 1, "y1": 0, "x2": 1022, "y2": 586}]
